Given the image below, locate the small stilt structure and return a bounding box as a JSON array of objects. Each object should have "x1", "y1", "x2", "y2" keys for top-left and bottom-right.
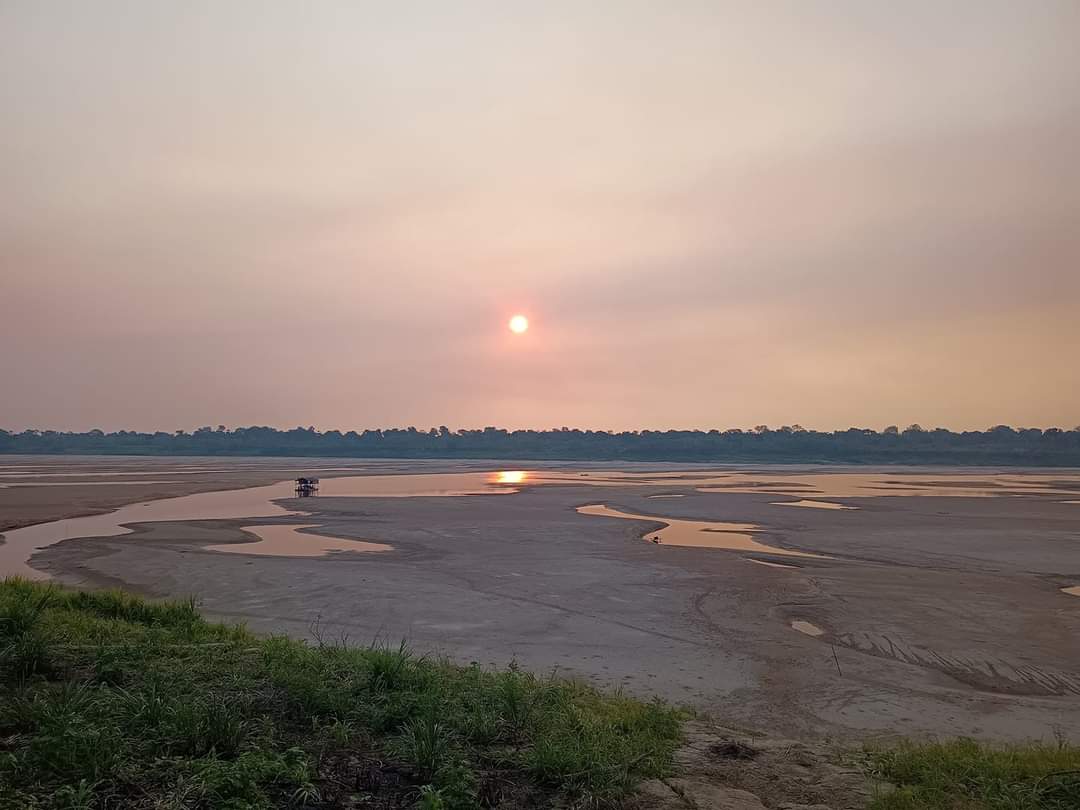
[{"x1": 295, "y1": 477, "x2": 320, "y2": 496}]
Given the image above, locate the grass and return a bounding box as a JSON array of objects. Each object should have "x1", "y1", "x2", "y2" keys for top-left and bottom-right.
[
  {"x1": 865, "y1": 737, "x2": 1080, "y2": 810},
  {"x1": 0, "y1": 577, "x2": 683, "y2": 809}
]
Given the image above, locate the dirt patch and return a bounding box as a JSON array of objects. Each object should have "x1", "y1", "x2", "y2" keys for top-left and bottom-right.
[
  {"x1": 631, "y1": 721, "x2": 882, "y2": 810},
  {"x1": 708, "y1": 740, "x2": 760, "y2": 761}
]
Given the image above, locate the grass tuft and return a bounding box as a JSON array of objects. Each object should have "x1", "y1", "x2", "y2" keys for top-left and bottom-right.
[{"x1": 865, "y1": 737, "x2": 1080, "y2": 810}]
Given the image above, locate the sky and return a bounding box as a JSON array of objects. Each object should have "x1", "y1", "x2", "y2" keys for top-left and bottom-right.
[{"x1": 2, "y1": 1, "x2": 1078, "y2": 433}]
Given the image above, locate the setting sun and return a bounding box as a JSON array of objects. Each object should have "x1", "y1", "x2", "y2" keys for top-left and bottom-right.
[{"x1": 508, "y1": 315, "x2": 529, "y2": 334}]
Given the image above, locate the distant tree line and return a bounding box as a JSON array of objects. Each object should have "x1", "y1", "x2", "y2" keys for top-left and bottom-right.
[{"x1": 2, "y1": 424, "x2": 1080, "y2": 465}]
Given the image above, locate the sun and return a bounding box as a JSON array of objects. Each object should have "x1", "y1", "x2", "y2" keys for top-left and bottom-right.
[{"x1": 508, "y1": 314, "x2": 529, "y2": 334}]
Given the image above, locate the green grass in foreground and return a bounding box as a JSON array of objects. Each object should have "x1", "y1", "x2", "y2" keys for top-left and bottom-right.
[
  {"x1": 0, "y1": 578, "x2": 683, "y2": 809},
  {"x1": 865, "y1": 737, "x2": 1080, "y2": 810}
]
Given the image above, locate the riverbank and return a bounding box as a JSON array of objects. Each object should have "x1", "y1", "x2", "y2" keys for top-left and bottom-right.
[{"x1": 3, "y1": 580, "x2": 1078, "y2": 809}]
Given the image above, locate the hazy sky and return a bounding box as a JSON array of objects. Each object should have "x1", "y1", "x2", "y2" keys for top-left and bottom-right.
[{"x1": 2, "y1": 1, "x2": 1078, "y2": 432}]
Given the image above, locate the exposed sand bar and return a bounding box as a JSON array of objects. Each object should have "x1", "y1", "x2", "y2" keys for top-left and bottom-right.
[
  {"x1": 5, "y1": 458, "x2": 1080, "y2": 743},
  {"x1": 692, "y1": 472, "x2": 1080, "y2": 499},
  {"x1": 0, "y1": 481, "x2": 295, "y2": 579},
  {"x1": 0, "y1": 471, "x2": 523, "y2": 579},
  {"x1": 519, "y1": 469, "x2": 1080, "y2": 499},
  {"x1": 772, "y1": 499, "x2": 857, "y2": 510},
  {"x1": 0, "y1": 481, "x2": 188, "y2": 488},
  {"x1": 318, "y1": 473, "x2": 518, "y2": 497},
  {"x1": 0, "y1": 456, "x2": 386, "y2": 536},
  {"x1": 207, "y1": 524, "x2": 391, "y2": 557}
]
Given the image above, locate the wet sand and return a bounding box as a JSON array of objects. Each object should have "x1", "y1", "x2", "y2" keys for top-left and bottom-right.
[
  {"x1": 3, "y1": 456, "x2": 1080, "y2": 744},
  {"x1": 773, "y1": 499, "x2": 858, "y2": 510},
  {"x1": 750, "y1": 559, "x2": 799, "y2": 570}
]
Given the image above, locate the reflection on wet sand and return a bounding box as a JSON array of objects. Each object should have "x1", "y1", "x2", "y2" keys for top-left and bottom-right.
[
  {"x1": 6, "y1": 464, "x2": 1077, "y2": 580},
  {"x1": 772, "y1": 499, "x2": 857, "y2": 511},
  {"x1": 0, "y1": 470, "x2": 226, "y2": 478},
  {"x1": 749, "y1": 559, "x2": 798, "y2": 570},
  {"x1": 1063, "y1": 586, "x2": 1080, "y2": 597},
  {"x1": 316, "y1": 472, "x2": 521, "y2": 497},
  {"x1": 0, "y1": 465, "x2": 67, "y2": 470},
  {"x1": 0, "y1": 481, "x2": 187, "y2": 488},
  {"x1": 207, "y1": 524, "x2": 391, "y2": 557},
  {"x1": 791, "y1": 620, "x2": 825, "y2": 637},
  {"x1": 646, "y1": 494, "x2": 686, "y2": 499},
  {"x1": 0, "y1": 473, "x2": 520, "y2": 579},
  {"x1": 0, "y1": 480, "x2": 297, "y2": 579},
  {"x1": 693, "y1": 472, "x2": 1080, "y2": 499},
  {"x1": 576, "y1": 504, "x2": 824, "y2": 557},
  {"x1": 532, "y1": 470, "x2": 1080, "y2": 500}
]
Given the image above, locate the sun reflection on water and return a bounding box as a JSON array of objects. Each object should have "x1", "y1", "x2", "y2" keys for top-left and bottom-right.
[{"x1": 495, "y1": 470, "x2": 527, "y2": 485}]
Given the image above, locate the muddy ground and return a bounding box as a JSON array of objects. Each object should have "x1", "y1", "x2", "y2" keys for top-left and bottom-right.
[{"x1": 3, "y1": 456, "x2": 1079, "y2": 747}]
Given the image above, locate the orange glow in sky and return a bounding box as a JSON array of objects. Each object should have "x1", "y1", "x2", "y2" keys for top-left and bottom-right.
[{"x1": 1, "y1": 3, "x2": 1077, "y2": 432}]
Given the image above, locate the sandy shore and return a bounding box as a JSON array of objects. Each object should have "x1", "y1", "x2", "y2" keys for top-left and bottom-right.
[{"x1": 4, "y1": 456, "x2": 1079, "y2": 743}]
